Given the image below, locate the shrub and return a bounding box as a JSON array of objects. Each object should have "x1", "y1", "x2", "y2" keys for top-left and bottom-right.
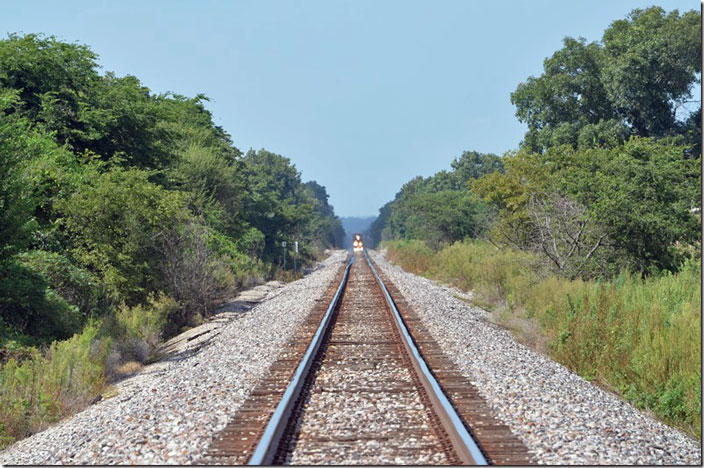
[
  {"x1": 17, "y1": 250, "x2": 99, "y2": 319},
  {"x1": 382, "y1": 239, "x2": 434, "y2": 275},
  {"x1": 0, "y1": 259, "x2": 80, "y2": 341},
  {"x1": 58, "y1": 164, "x2": 189, "y2": 305},
  {"x1": 110, "y1": 293, "x2": 179, "y2": 365},
  {"x1": 157, "y1": 220, "x2": 234, "y2": 328},
  {"x1": 115, "y1": 293, "x2": 176, "y2": 349}
]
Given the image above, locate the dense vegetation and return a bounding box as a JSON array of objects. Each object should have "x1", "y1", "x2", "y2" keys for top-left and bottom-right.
[
  {"x1": 369, "y1": 6, "x2": 701, "y2": 437},
  {"x1": 0, "y1": 33, "x2": 343, "y2": 447},
  {"x1": 384, "y1": 239, "x2": 701, "y2": 438}
]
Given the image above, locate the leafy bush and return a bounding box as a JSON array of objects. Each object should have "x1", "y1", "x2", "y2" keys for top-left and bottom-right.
[
  {"x1": 58, "y1": 163, "x2": 189, "y2": 305},
  {"x1": 115, "y1": 293, "x2": 177, "y2": 350},
  {"x1": 157, "y1": 220, "x2": 234, "y2": 329},
  {"x1": 17, "y1": 250, "x2": 99, "y2": 319},
  {"x1": 236, "y1": 227, "x2": 266, "y2": 260},
  {"x1": 0, "y1": 259, "x2": 80, "y2": 341},
  {"x1": 97, "y1": 292, "x2": 180, "y2": 374},
  {"x1": 383, "y1": 239, "x2": 434, "y2": 275}
]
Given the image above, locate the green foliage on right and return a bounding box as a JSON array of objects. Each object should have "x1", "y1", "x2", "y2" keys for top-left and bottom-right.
[
  {"x1": 512, "y1": 7, "x2": 701, "y2": 153},
  {"x1": 369, "y1": 4, "x2": 702, "y2": 443},
  {"x1": 384, "y1": 239, "x2": 701, "y2": 439},
  {"x1": 472, "y1": 137, "x2": 700, "y2": 276},
  {"x1": 367, "y1": 151, "x2": 501, "y2": 249}
]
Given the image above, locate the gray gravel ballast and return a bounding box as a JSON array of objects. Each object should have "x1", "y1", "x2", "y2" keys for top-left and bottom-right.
[
  {"x1": 0, "y1": 250, "x2": 348, "y2": 465},
  {"x1": 370, "y1": 250, "x2": 701, "y2": 465}
]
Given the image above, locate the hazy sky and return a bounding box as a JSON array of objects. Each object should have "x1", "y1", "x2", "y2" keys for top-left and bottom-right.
[{"x1": 2, "y1": 1, "x2": 699, "y2": 217}]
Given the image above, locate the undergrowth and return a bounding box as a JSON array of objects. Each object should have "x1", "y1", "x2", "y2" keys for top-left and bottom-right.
[
  {"x1": 383, "y1": 239, "x2": 701, "y2": 439},
  {"x1": 0, "y1": 323, "x2": 109, "y2": 449}
]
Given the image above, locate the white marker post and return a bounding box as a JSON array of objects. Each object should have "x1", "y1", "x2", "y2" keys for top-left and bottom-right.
[
  {"x1": 282, "y1": 241, "x2": 287, "y2": 277},
  {"x1": 294, "y1": 241, "x2": 298, "y2": 276}
]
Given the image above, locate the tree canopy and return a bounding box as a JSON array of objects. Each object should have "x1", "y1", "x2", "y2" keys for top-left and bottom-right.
[
  {"x1": 370, "y1": 5, "x2": 701, "y2": 278},
  {"x1": 0, "y1": 33, "x2": 343, "y2": 343},
  {"x1": 511, "y1": 7, "x2": 701, "y2": 153}
]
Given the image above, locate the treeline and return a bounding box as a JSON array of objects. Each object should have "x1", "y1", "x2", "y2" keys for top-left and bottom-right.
[
  {"x1": 0, "y1": 33, "x2": 342, "y2": 446},
  {"x1": 370, "y1": 7, "x2": 701, "y2": 436},
  {"x1": 370, "y1": 6, "x2": 701, "y2": 278}
]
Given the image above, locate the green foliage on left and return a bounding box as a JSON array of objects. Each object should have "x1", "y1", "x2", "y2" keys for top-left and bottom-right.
[
  {"x1": 0, "y1": 32, "x2": 345, "y2": 447},
  {"x1": 0, "y1": 323, "x2": 110, "y2": 450},
  {"x1": 0, "y1": 32, "x2": 343, "y2": 346},
  {"x1": 115, "y1": 293, "x2": 179, "y2": 351},
  {"x1": 58, "y1": 163, "x2": 189, "y2": 304}
]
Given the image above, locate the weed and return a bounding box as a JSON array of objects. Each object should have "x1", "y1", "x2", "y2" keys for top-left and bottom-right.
[
  {"x1": 0, "y1": 323, "x2": 109, "y2": 449},
  {"x1": 384, "y1": 239, "x2": 701, "y2": 438}
]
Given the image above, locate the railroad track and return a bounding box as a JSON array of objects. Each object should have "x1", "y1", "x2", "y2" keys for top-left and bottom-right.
[{"x1": 203, "y1": 251, "x2": 532, "y2": 465}]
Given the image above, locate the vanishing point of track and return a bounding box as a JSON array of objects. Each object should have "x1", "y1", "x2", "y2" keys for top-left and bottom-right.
[{"x1": 203, "y1": 250, "x2": 532, "y2": 465}]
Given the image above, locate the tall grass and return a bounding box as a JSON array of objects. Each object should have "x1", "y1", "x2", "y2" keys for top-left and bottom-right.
[
  {"x1": 383, "y1": 239, "x2": 701, "y2": 438},
  {"x1": 384, "y1": 239, "x2": 435, "y2": 275},
  {"x1": 0, "y1": 292, "x2": 187, "y2": 450},
  {"x1": 0, "y1": 323, "x2": 110, "y2": 449}
]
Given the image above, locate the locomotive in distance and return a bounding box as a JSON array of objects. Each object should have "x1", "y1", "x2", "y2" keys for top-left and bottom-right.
[{"x1": 352, "y1": 233, "x2": 364, "y2": 251}]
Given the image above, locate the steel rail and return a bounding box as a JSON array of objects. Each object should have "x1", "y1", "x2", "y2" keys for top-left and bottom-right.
[
  {"x1": 364, "y1": 249, "x2": 489, "y2": 465},
  {"x1": 247, "y1": 256, "x2": 353, "y2": 465}
]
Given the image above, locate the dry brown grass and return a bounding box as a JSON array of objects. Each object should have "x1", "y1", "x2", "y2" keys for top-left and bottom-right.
[
  {"x1": 488, "y1": 304, "x2": 549, "y2": 355},
  {"x1": 115, "y1": 361, "x2": 143, "y2": 378}
]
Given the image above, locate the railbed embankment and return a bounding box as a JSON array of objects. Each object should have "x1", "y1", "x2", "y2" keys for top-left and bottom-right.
[
  {"x1": 0, "y1": 250, "x2": 349, "y2": 465},
  {"x1": 370, "y1": 250, "x2": 701, "y2": 465}
]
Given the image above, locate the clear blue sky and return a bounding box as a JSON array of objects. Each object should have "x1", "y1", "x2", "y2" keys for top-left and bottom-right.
[{"x1": 2, "y1": 1, "x2": 699, "y2": 217}]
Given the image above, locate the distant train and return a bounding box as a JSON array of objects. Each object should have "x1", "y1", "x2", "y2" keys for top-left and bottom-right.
[{"x1": 352, "y1": 233, "x2": 364, "y2": 251}]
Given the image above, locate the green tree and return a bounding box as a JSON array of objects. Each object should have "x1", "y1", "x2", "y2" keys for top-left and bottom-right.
[
  {"x1": 0, "y1": 90, "x2": 38, "y2": 261},
  {"x1": 0, "y1": 33, "x2": 99, "y2": 144},
  {"x1": 0, "y1": 33, "x2": 344, "y2": 348},
  {"x1": 241, "y1": 149, "x2": 324, "y2": 264},
  {"x1": 511, "y1": 7, "x2": 701, "y2": 153},
  {"x1": 474, "y1": 138, "x2": 700, "y2": 275},
  {"x1": 76, "y1": 73, "x2": 173, "y2": 168},
  {"x1": 601, "y1": 7, "x2": 701, "y2": 137},
  {"x1": 370, "y1": 151, "x2": 501, "y2": 249},
  {"x1": 451, "y1": 151, "x2": 504, "y2": 184},
  {"x1": 304, "y1": 181, "x2": 345, "y2": 249},
  {"x1": 555, "y1": 138, "x2": 700, "y2": 273},
  {"x1": 58, "y1": 163, "x2": 189, "y2": 304}
]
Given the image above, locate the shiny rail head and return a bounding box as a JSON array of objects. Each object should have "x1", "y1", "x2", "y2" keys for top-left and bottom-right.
[
  {"x1": 363, "y1": 249, "x2": 489, "y2": 466},
  {"x1": 247, "y1": 255, "x2": 353, "y2": 465}
]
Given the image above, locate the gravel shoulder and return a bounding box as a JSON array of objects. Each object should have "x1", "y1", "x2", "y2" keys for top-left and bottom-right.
[
  {"x1": 370, "y1": 250, "x2": 702, "y2": 465},
  {"x1": 0, "y1": 250, "x2": 349, "y2": 465}
]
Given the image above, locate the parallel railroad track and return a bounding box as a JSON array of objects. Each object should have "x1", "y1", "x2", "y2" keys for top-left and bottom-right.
[{"x1": 202, "y1": 251, "x2": 533, "y2": 465}]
